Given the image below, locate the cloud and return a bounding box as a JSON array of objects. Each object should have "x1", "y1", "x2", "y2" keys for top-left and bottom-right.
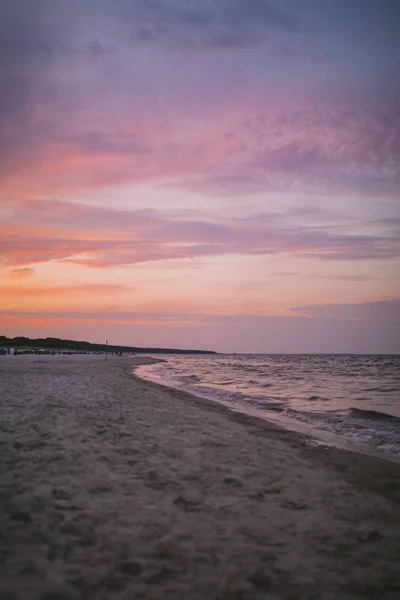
[
  {"x1": 185, "y1": 106, "x2": 400, "y2": 197},
  {"x1": 72, "y1": 132, "x2": 151, "y2": 156},
  {"x1": 0, "y1": 0, "x2": 398, "y2": 199},
  {"x1": 293, "y1": 298, "x2": 400, "y2": 322},
  {"x1": 317, "y1": 274, "x2": 370, "y2": 282},
  {"x1": 2, "y1": 298, "x2": 400, "y2": 324},
  {"x1": 2, "y1": 102, "x2": 398, "y2": 202},
  {"x1": 0, "y1": 308, "x2": 194, "y2": 323},
  {"x1": 123, "y1": 0, "x2": 303, "y2": 50},
  {"x1": 0, "y1": 235, "x2": 120, "y2": 267},
  {"x1": 86, "y1": 41, "x2": 115, "y2": 59},
  {"x1": 0, "y1": 282, "x2": 131, "y2": 302},
  {"x1": 0, "y1": 0, "x2": 60, "y2": 171},
  {"x1": 1, "y1": 296, "x2": 400, "y2": 325},
  {"x1": 1, "y1": 198, "x2": 399, "y2": 268},
  {"x1": 4, "y1": 267, "x2": 35, "y2": 280},
  {"x1": 0, "y1": 1, "x2": 398, "y2": 354}
]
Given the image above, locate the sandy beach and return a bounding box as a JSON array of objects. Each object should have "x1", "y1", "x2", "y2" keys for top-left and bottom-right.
[{"x1": 1, "y1": 355, "x2": 399, "y2": 600}]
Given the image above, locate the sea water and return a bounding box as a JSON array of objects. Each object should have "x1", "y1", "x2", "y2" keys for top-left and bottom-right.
[{"x1": 136, "y1": 354, "x2": 400, "y2": 457}]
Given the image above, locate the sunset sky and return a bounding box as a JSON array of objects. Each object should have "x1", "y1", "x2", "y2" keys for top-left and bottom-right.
[{"x1": 1, "y1": 0, "x2": 399, "y2": 353}]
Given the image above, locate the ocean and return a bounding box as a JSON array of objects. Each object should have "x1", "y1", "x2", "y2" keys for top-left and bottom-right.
[{"x1": 136, "y1": 354, "x2": 400, "y2": 457}]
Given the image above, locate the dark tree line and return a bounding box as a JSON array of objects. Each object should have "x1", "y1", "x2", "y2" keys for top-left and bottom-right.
[{"x1": 0, "y1": 335, "x2": 215, "y2": 355}]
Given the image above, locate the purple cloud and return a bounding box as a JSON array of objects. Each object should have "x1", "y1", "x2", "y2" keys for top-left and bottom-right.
[
  {"x1": 1, "y1": 1, "x2": 399, "y2": 199},
  {"x1": 71, "y1": 131, "x2": 151, "y2": 156},
  {"x1": 2, "y1": 199, "x2": 399, "y2": 267},
  {"x1": 185, "y1": 106, "x2": 400, "y2": 196},
  {"x1": 3, "y1": 298, "x2": 399, "y2": 324},
  {"x1": 123, "y1": 0, "x2": 304, "y2": 50},
  {"x1": 293, "y1": 299, "x2": 400, "y2": 322}
]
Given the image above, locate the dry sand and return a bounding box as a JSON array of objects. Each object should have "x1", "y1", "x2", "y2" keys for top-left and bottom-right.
[{"x1": 0, "y1": 355, "x2": 399, "y2": 600}]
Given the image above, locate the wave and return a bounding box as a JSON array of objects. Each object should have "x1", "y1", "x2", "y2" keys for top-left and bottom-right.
[
  {"x1": 348, "y1": 408, "x2": 400, "y2": 423},
  {"x1": 263, "y1": 403, "x2": 285, "y2": 412},
  {"x1": 137, "y1": 355, "x2": 400, "y2": 456}
]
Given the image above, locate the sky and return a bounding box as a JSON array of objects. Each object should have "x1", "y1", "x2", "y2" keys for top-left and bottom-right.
[{"x1": 0, "y1": 0, "x2": 399, "y2": 353}]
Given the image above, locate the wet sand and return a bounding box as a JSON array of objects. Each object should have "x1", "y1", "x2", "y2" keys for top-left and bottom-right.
[{"x1": 0, "y1": 355, "x2": 399, "y2": 600}]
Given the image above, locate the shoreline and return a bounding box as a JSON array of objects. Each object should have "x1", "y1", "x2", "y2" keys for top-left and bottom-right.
[
  {"x1": 131, "y1": 362, "x2": 400, "y2": 499},
  {"x1": 134, "y1": 361, "x2": 400, "y2": 466},
  {"x1": 1, "y1": 355, "x2": 400, "y2": 599}
]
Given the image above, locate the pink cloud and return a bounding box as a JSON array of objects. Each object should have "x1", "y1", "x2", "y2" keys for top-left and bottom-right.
[
  {"x1": 0, "y1": 282, "x2": 131, "y2": 299},
  {"x1": 2, "y1": 299, "x2": 399, "y2": 324},
  {"x1": 2, "y1": 96, "x2": 399, "y2": 202},
  {"x1": 4, "y1": 267, "x2": 35, "y2": 280},
  {"x1": 1, "y1": 197, "x2": 398, "y2": 268}
]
